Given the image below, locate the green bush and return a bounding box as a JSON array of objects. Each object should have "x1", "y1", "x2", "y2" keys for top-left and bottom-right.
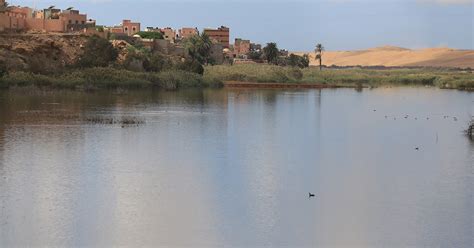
[
  {"x1": 0, "y1": 67, "x2": 224, "y2": 90},
  {"x1": 145, "y1": 53, "x2": 173, "y2": 72},
  {"x1": 177, "y1": 60, "x2": 205, "y2": 75},
  {"x1": 154, "y1": 70, "x2": 203, "y2": 89},
  {"x1": 76, "y1": 35, "x2": 118, "y2": 68}
]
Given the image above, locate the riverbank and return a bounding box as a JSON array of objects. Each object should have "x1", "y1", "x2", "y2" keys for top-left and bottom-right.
[
  {"x1": 0, "y1": 67, "x2": 223, "y2": 90},
  {"x1": 1, "y1": 64, "x2": 473, "y2": 91},
  {"x1": 205, "y1": 64, "x2": 474, "y2": 90}
]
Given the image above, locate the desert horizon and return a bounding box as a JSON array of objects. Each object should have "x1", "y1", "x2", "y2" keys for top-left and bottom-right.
[{"x1": 294, "y1": 45, "x2": 474, "y2": 69}]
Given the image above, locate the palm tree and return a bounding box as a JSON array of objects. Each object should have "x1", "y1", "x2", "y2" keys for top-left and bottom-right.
[
  {"x1": 263, "y1": 42, "x2": 279, "y2": 65},
  {"x1": 315, "y1": 43, "x2": 324, "y2": 70},
  {"x1": 184, "y1": 33, "x2": 212, "y2": 65}
]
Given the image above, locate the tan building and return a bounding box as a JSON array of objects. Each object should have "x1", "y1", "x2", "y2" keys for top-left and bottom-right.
[
  {"x1": 179, "y1": 27, "x2": 198, "y2": 39},
  {"x1": 203, "y1": 26, "x2": 230, "y2": 48}
]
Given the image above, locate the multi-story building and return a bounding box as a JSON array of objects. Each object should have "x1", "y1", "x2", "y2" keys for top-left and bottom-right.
[
  {"x1": 61, "y1": 8, "x2": 87, "y2": 31},
  {"x1": 108, "y1": 19, "x2": 140, "y2": 36},
  {"x1": 122, "y1": 20, "x2": 140, "y2": 36},
  {"x1": 178, "y1": 27, "x2": 198, "y2": 40},
  {"x1": 203, "y1": 26, "x2": 230, "y2": 48},
  {"x1": 234, "y1": 38, "x2": 250, "y2": 56}
]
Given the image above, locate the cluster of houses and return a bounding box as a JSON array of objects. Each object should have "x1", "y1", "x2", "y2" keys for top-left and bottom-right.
[
  {"x1": 0, "y1": 0, "x2": 263, "y2": 64},
  {"x1": 0, "y1": 1, "x2": 95, "y2": 33}
]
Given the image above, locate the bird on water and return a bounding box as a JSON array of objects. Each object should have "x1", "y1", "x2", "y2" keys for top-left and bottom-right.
[{"x1": 309, "y1": 193, "x2": 316, "y2": 198}]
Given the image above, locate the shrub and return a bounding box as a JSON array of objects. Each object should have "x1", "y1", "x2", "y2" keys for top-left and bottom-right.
[
  {"x1": 123, "y1": 48, "x2": 148, "y2": 72},
  {"x1": 289, "y1": 68, "x2": 304, "y2": 80},
  {"x1": 153, "y1": 70, "x2": 199, "y2": 89},
  {"x1": 76, "y1": 35, "x2": 118, "y2": 68},
  {"x1": 145, "y1": 53, "x2": 173, "y2": 72},
  {"x1": 177, "y1": 60, "x2": 204, "y2": 75}
]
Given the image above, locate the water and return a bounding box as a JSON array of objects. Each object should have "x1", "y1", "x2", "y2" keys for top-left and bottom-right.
[{"x1": 0, "y1": 88, "x2": 472, "y2": 247}]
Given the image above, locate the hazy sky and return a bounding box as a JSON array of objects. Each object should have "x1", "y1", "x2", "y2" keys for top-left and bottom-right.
[{"x1": 10, "y1": 0, "x2": 474, "y2": 51}]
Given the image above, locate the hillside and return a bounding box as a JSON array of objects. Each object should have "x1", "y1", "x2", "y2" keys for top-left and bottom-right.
[
  {"x1": 295, "y1": 46, "x2": 474, "y2": 69},
  {"x1": 0, "y1": 33, "x2": 88, "y2": 73}
]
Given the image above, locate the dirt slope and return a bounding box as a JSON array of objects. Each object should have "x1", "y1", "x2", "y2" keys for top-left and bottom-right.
[
  {"x1": 0, "y1": 33, "x2": 88, "y2": 72},
  {"x1": 294, "y1": 46, "x2": 474, "y2": 69}
]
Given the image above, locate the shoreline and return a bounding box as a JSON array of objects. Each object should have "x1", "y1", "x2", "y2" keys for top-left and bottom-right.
[{"x1": 224, "y1": 81, "x2": 342, "y2": 89}]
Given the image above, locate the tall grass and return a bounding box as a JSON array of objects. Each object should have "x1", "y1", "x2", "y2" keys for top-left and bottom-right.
[
  {"x1": 0, "y1": 68, "x2": 223, "y2": 90},
  {"x1": 204, "y1": 64, "x2": 474, "y2": 90}
]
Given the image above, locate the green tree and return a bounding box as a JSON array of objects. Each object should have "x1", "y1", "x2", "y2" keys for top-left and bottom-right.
[
  {"x1": 136, "y1": 31, "x2": 164, "y2": 40},
  {"x1": 301, "y1": 54, "x2": 310, "y2": 68},
  {"x1": 184, "y1": 33, "x2": 212, "y2": 65},
  {"x1": 248, "y1": 50, "x2": 263, "y2": 61},
  {"x1": 315, "y1": 43, "x2": 324, "y2": 71},
  {"x1": 77, "y1": 35, "x2": 118, "y2": 68},
  {"x1": 286, "y1": 54, "x2": 309, "y2": 68},
  {"x1": 263, "y1": 42, "x2": 279, "y2": 65}
]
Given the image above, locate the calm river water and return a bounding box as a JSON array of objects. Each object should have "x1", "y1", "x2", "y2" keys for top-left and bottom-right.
[{"x1": 0, "y1": 88, "x2": 472, "y2": 247}]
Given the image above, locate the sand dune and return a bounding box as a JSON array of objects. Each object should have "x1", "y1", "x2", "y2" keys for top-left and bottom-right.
[{"x1": 294, "y1": 46, "x2": 474, "y2": 69}]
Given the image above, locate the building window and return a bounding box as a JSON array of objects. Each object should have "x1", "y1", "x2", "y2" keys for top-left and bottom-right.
[
  {"x1": 75, "y1": 20, "x2": 79, "y2": 24},
  {"x1": 133, "y1": 27, "x2": 136, "y2": 31},
  {"x1": 81, "y1": 21, "x2": 85, "y2": 24},
  {"x1": 68, "y1": 20, "x2": 72, "y2": 24},
  {"x1": 125, "y1": 27, "x2": 128, "y2": 31}
]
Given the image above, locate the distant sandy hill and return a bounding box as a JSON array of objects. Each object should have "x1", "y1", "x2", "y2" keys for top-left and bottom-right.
[{"x1": 294, "y1": 46, "x2": 474, "y2": 69}]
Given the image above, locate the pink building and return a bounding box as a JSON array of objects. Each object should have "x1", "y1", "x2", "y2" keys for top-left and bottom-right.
[{"x1": 0, "y1": 4, "x2": 91, "y2": 33}]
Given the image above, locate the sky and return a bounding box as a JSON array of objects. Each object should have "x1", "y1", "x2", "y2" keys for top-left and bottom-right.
[{"x1": 9, "y1": 0, "x2": 474, "y2": 51}]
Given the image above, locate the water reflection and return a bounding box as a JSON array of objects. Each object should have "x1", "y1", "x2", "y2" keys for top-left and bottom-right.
[{"x1": 0, "y1": 88, "x2": 472, "y2": 247}]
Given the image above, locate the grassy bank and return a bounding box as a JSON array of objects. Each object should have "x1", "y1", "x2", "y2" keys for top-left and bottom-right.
[
  {"x1": 205, "y1": 64, "x2": 474, "y2": 90},
  {"x1": 1, "y1": 65, "x2": 472, "y2": 91},
  {"x1": 0, "y1": 67, "x2": 223, "y2": 90}
]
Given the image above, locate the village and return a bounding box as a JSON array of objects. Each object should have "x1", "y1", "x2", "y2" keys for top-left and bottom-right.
[{"x1": 0, "y1": 0, "x2": 284, "y2": 65}]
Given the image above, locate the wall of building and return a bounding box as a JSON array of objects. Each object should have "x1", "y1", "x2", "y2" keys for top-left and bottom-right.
[
  {"x1": 160, "y1": 28, "x2": 176, "y2": 43},
  {"x1": 24, "y1": 18, "x2": 65, "y2": 32},
  {"x1": 60, "y1": 13, "x2": 86, "y2": 26},
  {"x1": 203, "y1": 26, "x2": 230, "y2": 48},
  {"x1": 122, "y1": 20, "x2": 140, "y2": 36},
  {"x1": 0, "y1": 13, "x2": 26, "y2": 31}
]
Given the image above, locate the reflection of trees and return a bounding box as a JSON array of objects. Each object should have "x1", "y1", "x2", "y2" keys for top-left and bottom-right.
[{"x1": 0, "y1": 90, "x2": 232, "y2": 126}]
